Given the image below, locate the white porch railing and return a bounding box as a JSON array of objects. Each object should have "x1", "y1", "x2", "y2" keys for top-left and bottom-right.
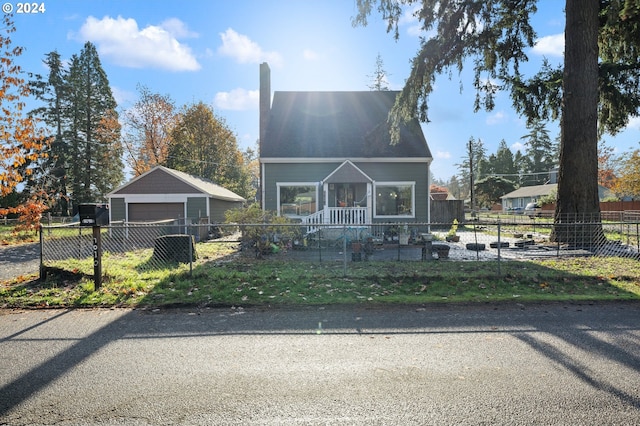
[{"x1": 301, "y1": 207, "x2": 368, "y2": 234}]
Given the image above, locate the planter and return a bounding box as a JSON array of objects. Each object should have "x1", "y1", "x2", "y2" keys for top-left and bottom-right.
[
  {"x1": 399, "y1": 234, "x2": 410, "y2": 245},
  {"x1": 351, "y1": 242, "x2": 362, "y2": 253}
]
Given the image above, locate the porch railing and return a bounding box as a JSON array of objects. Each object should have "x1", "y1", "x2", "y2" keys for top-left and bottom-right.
[{"x1": 301, "y1": 207, "x2": 368, "y2": 234}]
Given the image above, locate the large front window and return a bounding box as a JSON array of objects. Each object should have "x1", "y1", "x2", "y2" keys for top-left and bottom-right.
[
  {"x1": 375, "y1": 182, "x2": 415, "y2": 218},
  {"x1": 278, "y1": 183, "x2": 318, "y2": 217}
]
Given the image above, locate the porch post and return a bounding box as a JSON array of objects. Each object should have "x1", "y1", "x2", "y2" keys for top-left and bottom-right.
[
  {"x1": 322, "y1": 181, "x2": 329, "y2": 224},
  {"x1": 367, "y1": 182, "x2": 373, "y2": 224}
]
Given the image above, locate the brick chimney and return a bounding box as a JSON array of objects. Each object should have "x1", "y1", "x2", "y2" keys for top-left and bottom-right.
[{"x1": 259, "y1": 62, "x2": 271, "y2": 152}]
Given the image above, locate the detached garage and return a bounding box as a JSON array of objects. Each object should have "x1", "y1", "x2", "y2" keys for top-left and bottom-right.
[{"x1": 108, "y1": 166, "x2": 245, "y2": 223}]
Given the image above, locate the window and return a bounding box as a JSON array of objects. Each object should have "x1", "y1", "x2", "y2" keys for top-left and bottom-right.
[
  {"x1": 277, "y1": 184, "x2": 318, "y2": 217},
  {"x1": 374, "y1": 182, "x2": 415, "y2": 218}
]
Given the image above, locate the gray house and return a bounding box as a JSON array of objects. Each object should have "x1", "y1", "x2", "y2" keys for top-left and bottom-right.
[
  {"x1": 258, "y1": 63, "x2": 432, "y2": 226},
  {"x1": 108, "y1": 166, "x2": 245, "y2": 223},
  {"x1": 501, "y1": 183, "x2": 613, "y2": 210}
]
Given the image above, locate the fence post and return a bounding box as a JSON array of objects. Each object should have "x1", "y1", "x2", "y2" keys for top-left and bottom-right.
[
  {"x1": 92, "y1": 225, "x2": 102, "y2": 289},
  {"x1": 189, "y1": 224, "x2": 193, "y2": 277},
  {"x1": 497, "y1": 221, "x2": 501, "y2": 277},
  {"x1": 343, "y1": 224, "x2": 347, "y2": 277},
  {"x1": 39, "y1": 224, "x2": 45, "y2": 280}
]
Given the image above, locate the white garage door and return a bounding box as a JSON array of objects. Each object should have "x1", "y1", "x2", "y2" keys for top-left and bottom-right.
[{"x1": 128, "y1": 203, "x2": 184, "y2": 222}]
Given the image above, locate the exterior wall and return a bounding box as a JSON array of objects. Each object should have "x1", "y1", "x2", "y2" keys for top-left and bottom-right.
[
  {"x1": 187, "y1": 197, "x2": 208, "y2": 221},
  {"x1": 110, "y1": 198, "x2": 126, "y2": 222},
  {"x1": 209, "y1": 199, "x2": 243, "y2": 223},
  {"x1": 263, "y1": 160, "x2": 429, "y2": 222}
]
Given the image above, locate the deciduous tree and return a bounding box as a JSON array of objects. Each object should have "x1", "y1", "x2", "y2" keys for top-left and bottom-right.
[
  {"x1": 0, "y1": 15, "x2": 49, "y2": 231},
  {"x1": 167, "y1": 102, "x2": 253, "y2": 199},
  {"x1": 122, "y1": 85, "x2": 176, "y2": 176}
]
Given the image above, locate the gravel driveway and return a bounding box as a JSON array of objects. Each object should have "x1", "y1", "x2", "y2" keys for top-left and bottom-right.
[{"x1": 0, "y1": 243, "x2": 40, "y2": 282}]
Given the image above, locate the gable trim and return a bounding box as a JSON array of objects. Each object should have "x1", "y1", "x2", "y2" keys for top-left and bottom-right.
[{"x1": 323, "y1": 160, "x2": 373, "y2": 184}]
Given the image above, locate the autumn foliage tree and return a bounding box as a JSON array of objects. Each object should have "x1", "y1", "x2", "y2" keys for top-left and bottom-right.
[
  {"x1": 122, "y1": 85, "x2": 176, "y2": 176},
  {"x1": 612, "y1": 150, "x2": 640, "y2": 199},
  {"x1": 0, "y1": 15, "x2": 50, "y2": 233}
]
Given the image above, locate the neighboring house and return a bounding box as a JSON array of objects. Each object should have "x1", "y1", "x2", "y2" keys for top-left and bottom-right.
[
  {"x1": 107, "y1": 166, "x2": 245, "y2": 223},
  {"x1": 258, "y1": 63, "x2": 432, "y2": 227},
  {"x1": 501, "y1": 183, "x2": 612, "y2": 210}
]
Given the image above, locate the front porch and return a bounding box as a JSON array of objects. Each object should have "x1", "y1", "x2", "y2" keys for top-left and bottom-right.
[{"x1": 300, "y1": 206, "x2": 368, "y2": 234}]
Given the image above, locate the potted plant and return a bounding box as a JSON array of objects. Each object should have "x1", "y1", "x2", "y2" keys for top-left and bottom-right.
[{"x1": 445, "y1": 219, "x2": 460, "y2": 242}]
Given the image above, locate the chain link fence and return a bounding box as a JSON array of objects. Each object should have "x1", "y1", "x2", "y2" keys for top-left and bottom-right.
[{"x1": 39, "y1": 215, "x2": 640, "y2": 281}]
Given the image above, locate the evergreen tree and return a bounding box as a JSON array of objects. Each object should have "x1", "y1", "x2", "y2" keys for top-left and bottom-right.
[
  {"x1": 367, "y1": 53, "x2": 390, "y2": 91},
  {"x1": 520, "y1": 120, "x2": 557, "y2": 185},
  {"x1": 30, "y1": 51, "x2": 71, "y2": 215},
  {"x1": 494, "y1": 140, "x2": 517, "y2": 178},
  {"x1": 455, "y1": 137, "x2": 485, "y2": 201},
  {"x1": 65, "y1": 42, "x2": 123, "y2": 206}
]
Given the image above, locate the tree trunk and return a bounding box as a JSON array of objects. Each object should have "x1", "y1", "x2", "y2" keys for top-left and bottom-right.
[{"x1": 552, "y1": 0, "x2": 603, "y2": 247}]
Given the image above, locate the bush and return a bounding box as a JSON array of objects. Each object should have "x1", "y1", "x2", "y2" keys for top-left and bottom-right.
[{"x1": 225, "y1": 203, "x2": 298, "y2": 255}]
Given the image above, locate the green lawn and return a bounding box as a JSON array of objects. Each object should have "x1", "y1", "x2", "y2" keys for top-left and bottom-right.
[{"x1": 1, "y1": 241, "x2": 639, "y2": 308}]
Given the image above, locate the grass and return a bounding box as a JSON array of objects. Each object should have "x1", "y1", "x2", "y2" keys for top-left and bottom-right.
[
  {"x1": 1, "y1": 240, "x2": 639, "y2": 309},
  {"x1": 0, "y1": 225, "x2": 39, "y2": 246}
]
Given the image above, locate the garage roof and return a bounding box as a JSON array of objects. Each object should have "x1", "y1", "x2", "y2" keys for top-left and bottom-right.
[{"x1": 108, "y1": 166, "x2": 246, "y2": 202}]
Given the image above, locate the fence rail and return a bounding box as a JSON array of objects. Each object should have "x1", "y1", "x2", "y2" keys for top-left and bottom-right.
[{"x1": 38, "y1": 218, "x2": 640, "y2": 282}]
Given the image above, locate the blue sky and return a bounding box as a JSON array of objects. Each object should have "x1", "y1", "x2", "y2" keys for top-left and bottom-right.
[{"x1": 8, "y1": 0, "x2": 640, "y2": 181}]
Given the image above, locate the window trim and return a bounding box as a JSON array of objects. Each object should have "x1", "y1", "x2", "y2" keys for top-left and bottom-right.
[
  {"x1": 276, "y1": 182, "x2": 319, "y2": 218},
  {"x1": 373, "y1": 181, "x2": 416, "y2": 219}
]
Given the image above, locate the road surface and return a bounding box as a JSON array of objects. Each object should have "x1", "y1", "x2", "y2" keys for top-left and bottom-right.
[{"x1": 0, "y1": 302, "x2": 638, "y2": 425}]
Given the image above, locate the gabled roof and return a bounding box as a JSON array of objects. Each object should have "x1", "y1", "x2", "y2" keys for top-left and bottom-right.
[
  {"x1": 108, "y1": 166, "x2": 246, "y2": 202},
  {"x1": 323, "y1": 160, "x2": 373, "y2": 184},
  {"x1": 501, "y1": 183, "x2": 612, "y2": 201},
  {"x1": 501, "y1": 184, "x2": 556, "y2": 199},
  {"x1": 261, "y1": 91, "x2": 431, "y2": 159}
]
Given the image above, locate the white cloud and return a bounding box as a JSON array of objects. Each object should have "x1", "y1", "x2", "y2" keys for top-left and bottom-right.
[
  {"x1": 218, "y1": 28, "x2": 283, "y2": 67},
  {"x1": 511, "y1": 142, "x2": 525, "y2": 152},
  {"x1": 533, "y1": 33, "x2": 564, "y2": 57},
  {"x1": 486, "y1": 111, "x2": 506, "y2": 125},
  {"x1": 214, "y1": 88, "x2": 259, "y2": 111},
  {"x1": 435, "y1": 151, "x2": 451, "y2": 159},
  {"x1": 160, "y1": 18, "x2": 198, "y2": 39},
  {"x1": 74, "y1": 16, "x2": 200, "y2": 71}
]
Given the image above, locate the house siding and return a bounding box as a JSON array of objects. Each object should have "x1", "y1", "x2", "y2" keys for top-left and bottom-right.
[
  {"x1": 210, "y1": 199, "x2": 242, "y2": 223},
  {"x1": 110, "y1": 198, "x2": 126, "y2": 222},
  {"x1": 263, "y1": 161, "x2": 429, "y2": 222},
  {"x1": 187, "y1": 197, "x2": 208, "y2": 221}
]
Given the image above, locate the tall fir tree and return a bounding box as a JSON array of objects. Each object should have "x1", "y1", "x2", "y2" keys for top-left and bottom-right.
[
  {"x1": 520, "y1": 120, "x2": 557, "y2": 185},
  {"x1": 65, "y1": 42, "x2": 122, "y2": 207},
  {"x1": 30, "y1": 51, "x2": 71, "y2": 215}
]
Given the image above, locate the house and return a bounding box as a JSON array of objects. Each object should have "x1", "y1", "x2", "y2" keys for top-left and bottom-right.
[
  {"x1": 258, "y1": 63, "x2": 432, "y2": 227},
  {"x1": 501, "y1": 183, "x2": 613, "y2": 210},
  {"x1": 107, "y1": 166, "x2": 245, "y2": 223}
]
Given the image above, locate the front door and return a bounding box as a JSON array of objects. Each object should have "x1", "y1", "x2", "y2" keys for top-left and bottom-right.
[{"x1": 336, "y1": 184, "x2": 355, "y2": 207}]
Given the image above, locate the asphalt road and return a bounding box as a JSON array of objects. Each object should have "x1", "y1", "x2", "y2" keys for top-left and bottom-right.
[
  {"x1": 0, "y1": 302, "x2": 639, "y2": 425},
  {"x1": 0, "y1": 243, "x2": 40, "y2": 282}
]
